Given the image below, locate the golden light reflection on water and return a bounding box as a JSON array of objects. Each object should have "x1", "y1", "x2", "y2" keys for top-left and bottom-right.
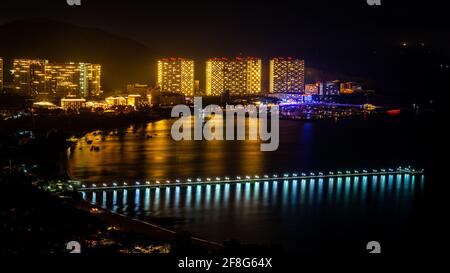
[{"x1": 68, "y1": 118, "x2": 263, "y2": 183}]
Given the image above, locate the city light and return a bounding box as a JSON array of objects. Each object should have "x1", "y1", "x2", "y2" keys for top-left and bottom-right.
[
  {"x1": 206, "y1": 57, "x2": 261, "y2": 95},
  {"x1": 269, "y1": 58, "x2": 305, "y2": 93},
  {"x1": 157, "y1": 58, "x2": 194, "y2": 96},
  {"x1": 76, "y1": 167, "x2": 424, "y2": 191},
  {"x1": 0, "y1": 0, "x2": 437, "y2": 258},
  {"x1": 12, "y1": 59, "x2": 101, "y2": 99}
]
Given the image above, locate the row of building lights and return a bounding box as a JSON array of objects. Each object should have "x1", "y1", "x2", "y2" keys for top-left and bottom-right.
[
  {"x1": 158, "y1": 57, "x2": 306, "y2": 96},
  {"x1": 80, "y1": 167, "x2": 422, "y2": 188}
]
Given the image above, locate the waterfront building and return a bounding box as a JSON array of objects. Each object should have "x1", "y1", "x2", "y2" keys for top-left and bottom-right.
[
  {"x1": 105, "y1": 96, "x2": 127, "y2": 106},
  {"x1": 13, "y1": 59, "x2": 101, "y2": 99},
  {"x1": 324, "y1": 80, "x2": 341, "y2": 95},
  {"x1": 269, "y1": 57, "x2": 305, "y2": 93},
  {"x1": 85, "y1": 101, "x2": 108, "y2": 110},
  {"x1": 32, "y1": 101, "x2": 58, "y2": 109},
  {"x1": 127, "y1": 83, "x2": 151, "y2": 96},
  {"x1": 206, "y1": 57, "x2": 261, "y2": 96},
  {"x1": 13, "y1": 59, "x2": 48, "y2": 97},
  {"x1": 126, "y1": 94, "x2": 143, "y2": 107},
  {"x1": 127, "y1": 84, "x2": 153, "y2": 106},
  {"x1": 61, "y1": 97, "x2": 86, "y2": 111},
  {"x1": 340, "y1": 82, "x2": 362, "y2": 94},
  {"x1": 157, "y1": 58, "x2": 194, "y2": 96},
  {"x1": 305, "y1": 83, "x2": 319, "y2": 95}
]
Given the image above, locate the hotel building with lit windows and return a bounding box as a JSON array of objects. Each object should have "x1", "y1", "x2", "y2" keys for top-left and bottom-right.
[
  {"x1": 206, "y1": 57, "x2": 262, "y2": 96},
  {"x1": 157, "y1": 58, "x2": 194, "y2": 96},
  {"x1": 61, "y1": 97, "x2": 86, "y2": 111},
  {"x1": 45, "y1": 62, "x2": 81, "y2": 98},
  {"x1": 13, "y1": 59, "x2": 101, "y2": 99},
  {"x1": 80, "y1": 63, "x2": 102, "y2": 98},
  {"x1": 269, "y1": 57, "x2": 305, "y2": 93},
  {"x1": 46, "y1": 62, "x2": 101, "y2": 98},
  {"x1": 13, "y1": 59, "x2": 48, "y2": 96}
]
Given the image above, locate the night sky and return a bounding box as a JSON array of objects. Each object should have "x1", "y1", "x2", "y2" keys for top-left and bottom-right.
[{"x1": 1, "y1": 0, "x2": 448, "y2": 55}]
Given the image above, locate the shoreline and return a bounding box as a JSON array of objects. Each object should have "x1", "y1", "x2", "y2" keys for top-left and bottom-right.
[
  {"x1": 1, "y1": 112, "x2": 224, "y2": 254},
  {"x1": 58, "y1": 115, "x2": 223, "y2": 252},
  {"x1": 75, "y1": 197, "x2": 224, "y2": 251}
]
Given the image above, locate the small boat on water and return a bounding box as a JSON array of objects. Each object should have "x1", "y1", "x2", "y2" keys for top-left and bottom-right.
[{"x1": 90, "y1": 146, "x2": 101, "y2": 152}]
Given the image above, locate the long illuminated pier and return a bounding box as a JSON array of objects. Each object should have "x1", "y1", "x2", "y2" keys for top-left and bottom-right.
[{"x1": 77, "y1": 166, "x2": 423, "y2": 191}]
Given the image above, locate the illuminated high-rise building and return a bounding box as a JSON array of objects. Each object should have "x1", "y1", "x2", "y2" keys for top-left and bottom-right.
[
  {"x1": 13, "y1": 59, "x2": 48, "y2": 96},
  {"x1": 83, "y1": 63, "x2": 102, "y2": 98},
  {"x1": 157, "y1": 58, "x2": 194, "y2": 96},
  {"x1": 45, "y1": 62, "x2": 101, "y2": 99},
  {"x1": 45, "y1": 63, "x2": 81, "y2": 98},
  {"x1": 0, "y1": 57, "x2": 3, "y2": 90},
  {"x1": 13, "y1": 59, "x2": 100, "y2": 99},
  {"x1": 206, "y1": 57, "x2": 261, "y2": 96},
  {"x1": 206, "y1": 59, "x2": 224, "y2": 95},
  {"x1": 269, "y1": 57, "x2": 305, "y2": 93}
]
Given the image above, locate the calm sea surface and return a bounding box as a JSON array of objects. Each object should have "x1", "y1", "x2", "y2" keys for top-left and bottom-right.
[{"x1": 69, "y1": 115, "x2": 436, "y2": 253}]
